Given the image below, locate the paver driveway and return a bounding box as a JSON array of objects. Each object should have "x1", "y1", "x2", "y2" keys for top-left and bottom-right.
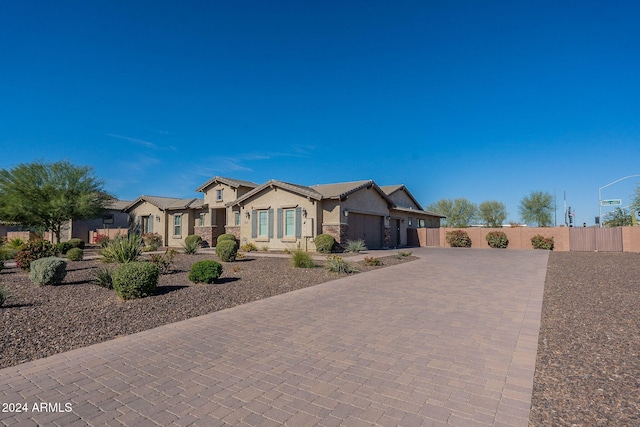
[{"x1": 0, "y1": 247, "x2": 549, "y2": 426}]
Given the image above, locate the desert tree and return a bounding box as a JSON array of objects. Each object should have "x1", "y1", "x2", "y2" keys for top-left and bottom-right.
[
  {"x1": 426, "y1": 198, "x2": 477, "y2": 228},
  {"x1": 478, "y1": 200, "x2": 507, "y2": 227},
  {"x1": 519, "y1": 190, "x2": 554, "y2": 227},
  {"x1": 0, "y1": 160, "x2": 113, "y2": 243},
  {"x1": 602, "y1": 207, "x2": 632, "y2": 227}
]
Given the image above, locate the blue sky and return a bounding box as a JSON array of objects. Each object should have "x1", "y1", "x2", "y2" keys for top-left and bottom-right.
[{"x1": 2, "y1": 1, "x2": 639, "y2": 226}]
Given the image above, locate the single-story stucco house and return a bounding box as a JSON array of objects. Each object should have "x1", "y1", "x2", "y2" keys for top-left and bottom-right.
[{"x1": 123, "y1": 176, "x2": 444, "y2": 250}]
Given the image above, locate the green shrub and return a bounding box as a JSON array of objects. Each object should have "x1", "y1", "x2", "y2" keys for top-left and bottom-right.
[
  {"x1": 29, "y1": 257, "x2": 67, "y2": 286},
  {"x1": 325, "y1": 255, "x2": 357, "y2": 273},
  {"x1": 364, "y1": 256, "x2": 382, "y2": 266},
  {"x1": 396, "y1": 250, "x2": 413, "y2": 258},
  {"x1": 68, "y1": 238, "x2": 85, "y2": 249},
  {"x1": 189, "y1": 260, "x2": 223, "y2": 284},
  {"x1": 217, "y1": 234, "x2": 237, "y2": 243},
  {"x1": 112, "y1": 262, "x2": 159, "y2": 300},
  {"x1": 486, "y1": 231, "x2": 509, "y2": 249},
  {"x1": 446, "y1": 230, "x2": 472, "y2": 248},
  {"x1": 7, "y1": 238, "x2": 24, "y2": 250},
  {"x1": 66, "y1": 248, "x2": 84, "y2": 261},
  {"x1": 100, "y1": 234, "x2": 143, "y2": 263},
  {"x1": 344, "y1": 239, "x2": 367, "y2": 253},
  {"x1": 149, "y1": 248, "x2": 176, "y2": 274},
  {"x1": 240, "y1": 242, "x2": 258, "y2": 252},
  {"x1": 260, "y1": 245, "x2": 269, "y2": 252},
  {"x1": 315, "y1": 234, "x2": 336, "y2": 253},
  {"x1": 216, "y1": 239, "x2": 238, "y2": 262},
  {"x1": 291, "y1": 249, "x2": 315, "y2": 268},
  {"x1": 0, "y1": 259, "x2": 3, "y2": 272},
  {"x1": 15, "y1": 240, "x2": 58, "y2": 271},
  {"x1": 182, "y1": 235, "x2": 202, "y2": 255},
  {"x1": 56, "y1": 241, "x2": 73, "y2": 255},
  {"x1": 93, "y1": 266, "x2": 114, "y2": 289},
  {"x1": 531, "y1": 235, "x2": 554, "y2": 250},
  {"x1": 0, "y1": 247, "x2": 18, "y2": 261}
]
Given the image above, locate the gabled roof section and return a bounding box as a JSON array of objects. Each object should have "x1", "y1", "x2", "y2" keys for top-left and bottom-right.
[
  {"x1": 196, "y1": 176, "x2": 259, "y2": 193},
  {"x1": 380, "y1": 184, "x2": 425, "y2": 211},
  {"x1": 123, "y1": 195, "x2": 206, "y2": 212},
  {"x1": 226, "y1": 179, "x2": 323, "y2": 207},
  {"x1": 311, "y1": 180, "x2": 395, "y2": 206}
]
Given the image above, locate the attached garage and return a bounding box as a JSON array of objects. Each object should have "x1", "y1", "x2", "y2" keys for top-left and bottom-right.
[{"x1": 347, "y1": 213, "x2": 384, "y2": 249}]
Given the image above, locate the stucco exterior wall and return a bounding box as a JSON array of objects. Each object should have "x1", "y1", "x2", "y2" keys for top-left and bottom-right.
[
  {"x1": 387, "y1": 190, "x2": 420, "y2": 209},
  {"x1": 129, "y1": 202, "x2": 167, "y2": 245},
  {"x1": 166, "y1": 209, "x2": 197, "y2": 247},
  {"x1": 341, "y1": 187, "x2": 389, "y2": 216},
  {"x1": 234, "y1": 187, "x2": 320, "y2": 251}
]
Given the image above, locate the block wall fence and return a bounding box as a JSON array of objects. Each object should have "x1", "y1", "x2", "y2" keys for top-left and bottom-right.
[{"x1": 417, "y1": 226, "x2": 640, "y2": 252}]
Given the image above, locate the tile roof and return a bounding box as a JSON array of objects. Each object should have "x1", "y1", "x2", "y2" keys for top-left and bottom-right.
[
  {"x1": 123, "y1": 195, "x2": 205, "y2": 211},
  {"x1": 227, "y1": 180, "x2": 323, "y2": 206},
  {"x1": 196, "y1": 176, "x2": 259, "y2": 193}
]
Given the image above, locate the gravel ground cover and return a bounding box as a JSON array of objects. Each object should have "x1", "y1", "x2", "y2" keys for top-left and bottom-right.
[
  {"x1": 0, "y1": 252, "x2": 414, "y2": 369},
  {"x1": 530, "y1": 251, "x2": 640, "y2": 426}
]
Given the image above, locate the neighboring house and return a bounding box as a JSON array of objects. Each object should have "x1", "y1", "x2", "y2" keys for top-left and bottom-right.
[
  {"x1": 123, "y1": 196, "x2": 206, "y2": 247},
  {"x1": 1, "y1": 200, "x2": 131, "y2": 243},
  {"x1": 224, "y1": 179, "x2": 444, "y2": 250},
  {"x1": 64, "y1": 199, "x2": 131, "y2": 243},
  {"x1": 194, "y1": 176, "x2": 259, "y2": 246}
]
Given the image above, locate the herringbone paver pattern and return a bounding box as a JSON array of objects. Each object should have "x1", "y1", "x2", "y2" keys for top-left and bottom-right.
[{"x1": 0, "y1": 247, "x2": 548, "y2": 426}]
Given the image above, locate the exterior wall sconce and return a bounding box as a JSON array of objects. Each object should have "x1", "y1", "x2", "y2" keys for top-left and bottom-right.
[
  {"x1": 386, "y1": 215, "x2": 391, "y2": 221},
  {"x1": 302, "y1": 208, "x2": 307, "y2": 218},
  {"x1": 245, "y1": 211, "x2": 250, "y2": 219},
  {"x1": 344, "y1": 210, "x2": 349, "y2": 217},
  {"x1": 155, "y1": 216, "x2": 161, "y2": 222}
]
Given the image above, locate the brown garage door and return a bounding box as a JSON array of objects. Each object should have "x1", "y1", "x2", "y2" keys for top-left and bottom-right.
[{"x1": 347, "y1": 213, "x2": 384, "y2": 249}]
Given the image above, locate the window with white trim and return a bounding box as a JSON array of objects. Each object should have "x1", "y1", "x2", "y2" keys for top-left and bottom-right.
[
  {"x1": 258, "y1": 210, "x2": 268, "y2": 237},
  {"x1": 285, "y1": 209, "x2": 295, "y2": 237},
  {"x1": 234, "y1": 211, "x2": 241, "y2": 226},
  {"x1": 173, "y1": 214, "x2": 182, "y2": 236},
  {"x1": 216, "y1": 189, "x2": 223, "y2": 201}
]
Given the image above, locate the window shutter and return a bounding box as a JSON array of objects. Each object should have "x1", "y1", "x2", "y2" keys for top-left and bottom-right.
[
  {"x1": 136, "y1": 216, "x2": 141, "y2": 234},
  {"x1": 276, "y1": 208, "x2": 283, "y2": 239},
  {"x1": 268, "y1": 208, "x2": 274, "y2": 239},
  {"x1": 251, "y1": 210, "x2": 257, "y2": 238},
  {"x1": 149, "y1": 215, "x2": 154, "y2": 233},
  {"x1": 295, "y1": 207, "x2": 302, "y2": 239}
]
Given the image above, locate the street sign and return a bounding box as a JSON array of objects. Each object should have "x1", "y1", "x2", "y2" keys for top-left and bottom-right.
[{"x1": 600, "y1": 199, "x2": 622, "y2": 206}]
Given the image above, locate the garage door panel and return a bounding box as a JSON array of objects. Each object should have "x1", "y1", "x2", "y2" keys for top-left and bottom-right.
[{"x1": 348, "y1": 213, "x2": 383, "y2": 249}]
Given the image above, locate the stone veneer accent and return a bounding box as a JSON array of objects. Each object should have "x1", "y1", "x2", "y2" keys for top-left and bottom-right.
[
  {"x1": 225, "y1": 226, "x2": 241, "y2": 241},
  {"x1": 384, "y1": 227, "x2": 391, "y2": 248},
  {"x1": 322, "y1": 224, "x2": 349, "y2": 249},
  {"x1": 193, "y1": 226, "x2": 214, "y2": 248}
]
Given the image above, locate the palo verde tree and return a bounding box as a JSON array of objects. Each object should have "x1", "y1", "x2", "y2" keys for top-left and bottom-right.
[
  {"x1": 519, "y1": 190, "x2": 554, "y2": 227},
  {"x1": 478, "y1": 200, "x2": 507, "y2": 227},
  {"x1": 0, "y1": 160, "x2": 113, "y2": 243},
  {"x1": 602, "y1": 207, "x2": 633, "y2": 227},
  {"x1": 426, "y1": 198, "x2": 477, "y2": 228}
]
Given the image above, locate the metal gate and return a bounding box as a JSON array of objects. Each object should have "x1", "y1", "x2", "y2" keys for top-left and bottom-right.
[{"x1": 569, "y1": 227, "x2": 623, "y2": 252}]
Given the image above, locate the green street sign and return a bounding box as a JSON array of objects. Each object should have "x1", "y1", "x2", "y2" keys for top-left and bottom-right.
[{"x1": 600, "y1": 199, "x2": 622, "y2": 206}]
